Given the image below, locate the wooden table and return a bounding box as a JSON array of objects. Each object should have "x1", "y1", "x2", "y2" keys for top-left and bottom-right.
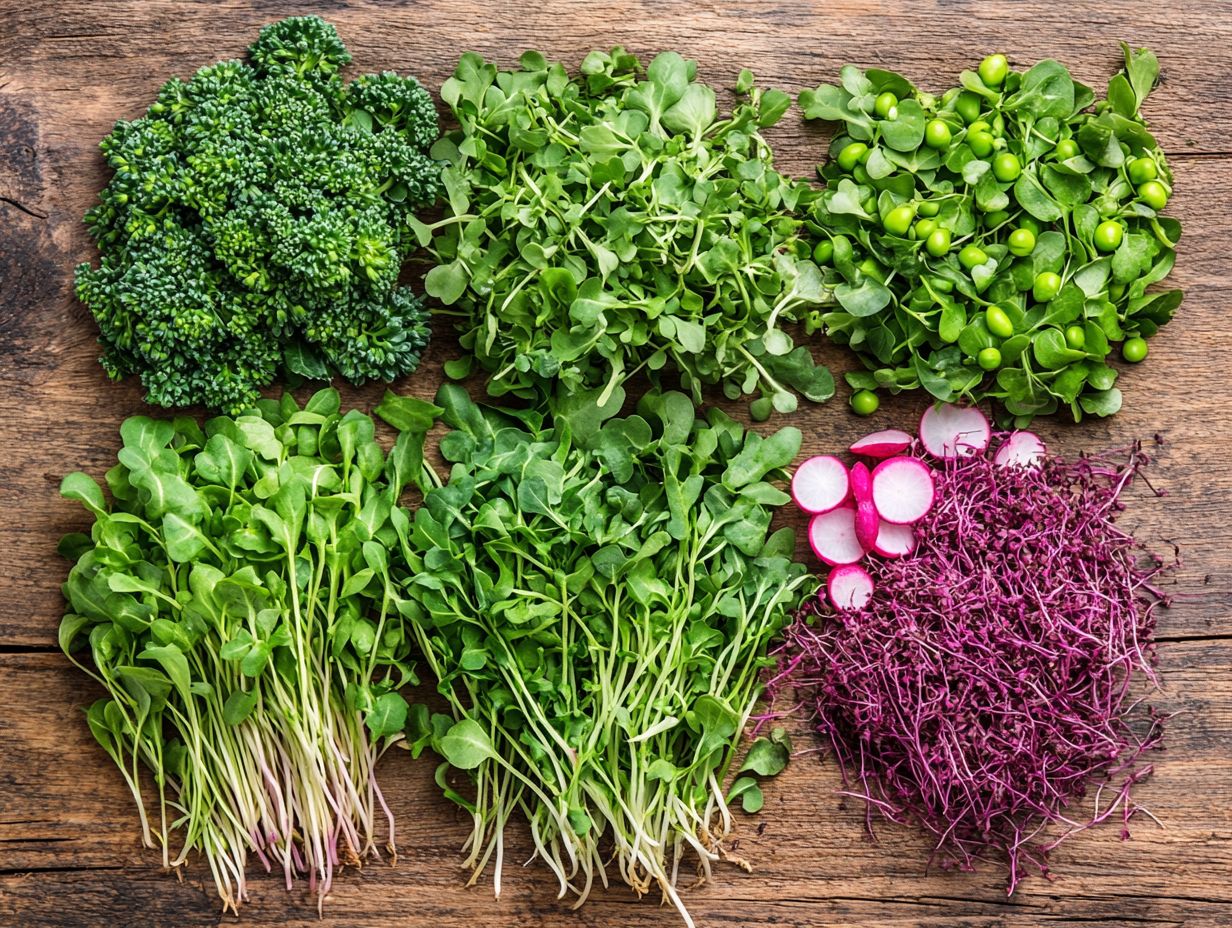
[{"x1": 2, "y1": 2, "x2": 1230, "y2": 925}]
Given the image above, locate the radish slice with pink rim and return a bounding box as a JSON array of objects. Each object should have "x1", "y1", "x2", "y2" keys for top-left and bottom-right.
[
  {"x1": 849, "y1": 462, "x2": 879, "y2": 551},
  {"x1": 871, "y1": 456, "x2": 935, "y2": 525},
  {"x1": 919, "y1": 404, "x2": 990, "y2": 459},
  {"x1": 850, "y1": 429, "x2": 913, "y2": 459},
  {"x1": 792, "y1": 455, "x2": 850, "y2": 514},
  {"x1": 827, "y1": 564, "x2": 874, "y2": 611},
  {"x1": 872, "y1": 519, "x2": 916, "y2": 558},
  {"x1": 994, "y1": 431, "x2": 1047, "y2": 469},
  {"x1": 808, "y1": 506, "x2": 864, "y2": 566}
]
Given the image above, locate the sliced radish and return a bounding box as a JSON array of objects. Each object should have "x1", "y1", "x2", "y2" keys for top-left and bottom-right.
[
  {"x1": 827, "y1": 564, "x2": 874, "y2": 611},
  {"x1": 919, "y1": 404, "x2": 991, "y2": 459},
  {"x1": 994, "y1": 431, "x2": 1047, "y2": 470},
  {"x1": 871, "y1": 456, "x2": 935, "y2": 525},
  {"x1": 872, "y1": 519, "x2": 916, "y2": 558},
  {"x1": 850, "y1": 429, "x2": 913, "y2": 459},
  {"x1": 792, "y1": 455, "x2": 850, "y2": 514},
  {"x1": 848, "y1": 462, "x2": 879, "y2": 551},
  {"x1": 808, "y1": 506, "x2": 865, "y2": 566}
]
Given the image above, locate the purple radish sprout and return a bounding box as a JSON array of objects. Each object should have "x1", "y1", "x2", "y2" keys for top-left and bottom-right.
[{"x1": 772, "y1": 442, "x2": 1169, "y2": 893}]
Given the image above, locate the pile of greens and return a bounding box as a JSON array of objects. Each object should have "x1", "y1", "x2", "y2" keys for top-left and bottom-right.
[
  {"x1": 420, "y1": 49, "x2": 833, "y2": 418},
  {"x1": 393, "y1": 385, "x2": 810, "y2": 923},
  {"x1": 76, "y1": 17, "x2": 441, "y2": 414},
  {"x1": 800, "y1": 44, "x2": 1181, "y2": 423},
  {"x1": 58, "y1": 388, "x2": 427, "y2": 910}
]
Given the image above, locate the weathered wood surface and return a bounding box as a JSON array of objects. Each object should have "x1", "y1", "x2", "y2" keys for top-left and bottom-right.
[{"x1": 1, "y1": 1, "x2": 1230, "y2": 926}]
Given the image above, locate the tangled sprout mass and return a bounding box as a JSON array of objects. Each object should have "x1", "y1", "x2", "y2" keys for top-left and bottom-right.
[
  {"x1": 76, "y1": 16, "x2": 441, "y2": 413},
  {"x1": 774, "y1": 443, "x2": 1169, "y2": 891}
]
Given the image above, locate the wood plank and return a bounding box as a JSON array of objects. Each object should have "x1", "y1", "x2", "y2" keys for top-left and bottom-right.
[
  {"x1": 2, "y1": 1, "x2": 1231, "y2": 925},
  {"x1": 1, "y1": 645, "x2": 1229, "y2": 925}
]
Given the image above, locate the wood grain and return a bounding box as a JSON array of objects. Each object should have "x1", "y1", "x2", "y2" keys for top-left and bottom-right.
[{"x1": 2, "y1": 2, "x2": 1230, "y2": 926}]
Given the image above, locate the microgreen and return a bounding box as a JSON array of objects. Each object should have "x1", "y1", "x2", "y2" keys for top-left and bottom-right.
[
  {"x1": 393, "y1": 384, "x2": 811, "y2": 924},
  {"x1": 58, "y1": 388, "x2": 430, "y2": 910},
  {"x1": 800, "y1": 44, "x2": 1181, "y2": 424},
  {"x1": 419, "y1": 49, "x2": 833, "y2": 417},
  {"x1": 774, "y1": 441, "x2": 1169, "y2": 889}
]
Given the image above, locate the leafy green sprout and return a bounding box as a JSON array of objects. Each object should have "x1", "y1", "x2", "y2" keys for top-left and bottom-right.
[
  {"x1": 800, "y1": 43, "x2": 1183, "y2": 425},
  {"x1": 417, "y1": 48, "x2": 835, "y2": 418},
  {"x1": 58, "y1": 388, "x2": 427, "y2": 911},
  {"x1": 392, "y1": 385, "x2": 811, "y2": 926}
]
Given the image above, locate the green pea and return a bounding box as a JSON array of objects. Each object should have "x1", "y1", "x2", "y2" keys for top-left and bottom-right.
[
  {"x1": 1018, "y1": 216, "x2": 1042, "y2": 236},
  {"x1": 959, "y1": 244, "x2": 988, "y2": 269},
  {"x1": 850, "y1": 390, "x2": 880, "y2": 416},
  {"x1": 930, "y1": 275, "x2": 954, "y2": 293},
  {"x1": 1128, "y1": 157, "x2": 1158, "y2": 184},
  {"x1": 874, "y1": 92, "x2": 899, "y2": 119},
  {"x1": 983, "y1": 209, "x2": 1010, "y2": 226},
  {"x1": 837, "y1": 142, "x2": 869, "y2": 171},
  {"x1": 1007, "y1": 228, "x2": 1036, "y2": 256},
  {"x1": 1094, "y1": 220, "x2": 1124, "y2": 252},
  {"x1": 968, "y1": 120, "x2": 991, "y2": 135},
  {"x1": 1122, "y1": 336, "x2": 1148, "y2": 363},
  {"x1": 1138, "y1": 180, "x2": 1169, "y2": 211},
  {"x1": 861, "y1": 194, "x2": 877, "y2": 213},
  {"x1": 977, "y1": 347, "x2": 1003, "y2": 370},
  {"x1": 853, "y1": 165, "x2": 871, "y2": 185},
  {"x1": 969, "y1": 131, "x2": 995, "y2": 157},
  {"x1": 812, "y1": 240, "x2": 834, "y2": 265},
  {"x1": 992, "y1": 152, "x2": 1021, "y2": 182},
  {"x1": 884, "y1": 204, "x2": 916, "y2": 236},
  {"x1": 917, "y1": 199, "x2": 941, "y2": 217},
  {"x1": 914, "y1": 218, "x2": 938, "y2": 239},
  {"x1": 955, "y1": 91, "x2": 982, "y2": 124},
  {"x1": 1054, "y1": 138, "x2": 1079, "y2": 160},
  {"x1": 978, "y1": 53, "x2": 1010, "y2": 87},
  {"x1": 925, "y1": 119, "x2": 952, "y2": 149},
  {"x1": 985, "y1": 305, "x2": 1014, "y2": 339},
  {"x1": 1065, "y1": 324, "x2": 1086, "y2": 350},
  {"x1": 925, "y1": 227, "x2": 952, "y2": 257},
  {"x1": 1109, "y1": 282, "x2": 1126, "y2": 301},
  {"x1": 1033, "y1": 271, "x2": 1062, "y2": 302}
]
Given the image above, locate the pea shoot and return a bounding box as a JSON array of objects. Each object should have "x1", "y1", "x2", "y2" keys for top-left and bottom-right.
[{"x1": 799, "y1": 43, "x2": 1182, "y2": 424}]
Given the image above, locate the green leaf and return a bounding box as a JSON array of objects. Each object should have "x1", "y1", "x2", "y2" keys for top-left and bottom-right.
[
  {"x1": 727, "y1": 776, "x2": 765, "y2": 813},
  {"x1": 223, "y1": 688, "x2": 258, "y2": 725},
  {"x1": 374, "y1": 391, "x2": 443, "y2": 433},
  {"x1": 425, "y1": 261, "x2": 469, "y2": 304},
  {"x1": 1079, "y1": 387, "x2": 1123, "y2": 417},
  {"x1": 366, "y1": 692, "x2": 409, "y2": 737},
  {"x1": 61, "y1": 473, "x2": 107, "y2": 517},
  {"x1": 439, "y1": 718, "x2": 495, "y2": 769},
  {"x1": 162, "y1": 511, "x2": 208, "y2": 562},
  {"x1": 739, "y1": 736, "x2": 790, "y2": 777},
  {"x1": 283, "y1": 341, "x2": 329, "y2": 380}
]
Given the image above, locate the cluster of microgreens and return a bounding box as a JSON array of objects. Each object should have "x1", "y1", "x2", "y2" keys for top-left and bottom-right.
[
  {"x1": 771, "y1": 442, "x2": 1168, "y2": 890},
  {"x1": 58, "y1": 388, "x2": 427, "y2": 910},
  {"x1": 801, "y1": 45, "x2": 1181, "y2": 423},
  {"x1": 392, "y1": 385, "x2": 809, "y2": 926},
  {"x1": 420, "y1": 48, "x2": 834, "y2": 418}
]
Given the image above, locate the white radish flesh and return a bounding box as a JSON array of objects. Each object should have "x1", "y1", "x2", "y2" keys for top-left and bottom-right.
[
  {"x1": 994, "y1": 430, "x2": 1047, "y2": 470},
  {"x1": 871, "y1": 456, "x2": 936, "y2": 525},
  {"x1": 849, "y1": 429, "x2": 913, "y2": 459},
  {"x1": 827, "y1": 564, "x2": 874, "y2": 611},
  {"x1": 808, "y1": 506, "x2": 865, "y2": 566},
  {"x1": 872, "y1": 519, "x2": 916, "y2": 558},
  {"x1": 792, "y1": 455, "x2": 850, "y2": 514},
  {"x1": 919, "y1": 404, "x2": 991, "y2": 459}
]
